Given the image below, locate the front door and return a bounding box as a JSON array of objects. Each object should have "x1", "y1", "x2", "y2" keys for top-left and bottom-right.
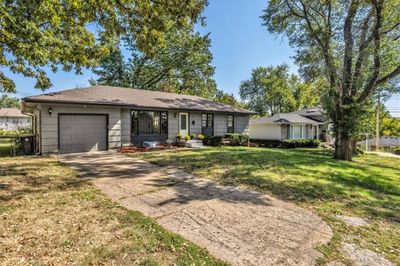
[{"x1": 179, "y1": 112, "x2": 189, "y2": 136}]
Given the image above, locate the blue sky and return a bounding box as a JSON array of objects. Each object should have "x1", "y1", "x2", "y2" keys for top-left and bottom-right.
[{"x1": 5, "y1": 0, "x2": 399, "y2": 116}]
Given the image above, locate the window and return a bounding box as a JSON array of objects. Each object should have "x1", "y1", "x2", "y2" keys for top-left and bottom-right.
[
  {"x1": 201, "y1": 113, "x2": 214, "y2": 136},
  {"x1": 289, "y1": 125, "x2": 306, "y2": 139},
  {"x1": 313, "y1": 125, "x2": 318, "y2": 140},
  {"x1": 131, "y1": 110, "x2": 168, "y2": 135},
  {"x1": 227, "y1": 115, "x2": 234, "y2": 133}
]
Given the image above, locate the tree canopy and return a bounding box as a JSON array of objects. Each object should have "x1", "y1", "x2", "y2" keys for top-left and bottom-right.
[
  {"x1": 91, "y1": 24, "x2": 217, "y2": 98},
  {"x1": 0, "y1": 94, "x2": 20, "y2": 108},
  {"x1": 0, "y1": 0, "x2": 207, "y2": 93},
  {"x1": 263, "y1": 0, "x2": 400, "y2": 160},
  {"x1": 239, "y1": 64, "x2": 321, "y2": 116}
]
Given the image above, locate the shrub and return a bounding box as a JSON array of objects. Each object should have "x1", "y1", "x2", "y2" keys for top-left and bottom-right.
[
  {"x1": 203, "y1": 136, "x2": 223, "y2": 146},
  {"x1": 394, "y1": 148, "x2": 400, "y2": 155},
  {"x1": 184, "y1": 135, "x2": 191, "y2": 141},
  {"x1": 176, "y1": 134, "x2": 183, "y2": 140},
  {"x1": 281, "y1": 139, "x2": 320, "y2": 149},
  {"x1": 249, "y1": 139, "x2": 320, "y2": 149},
  {"x1": 190, "y1": 133, "x2": 196, "y2": 140},
  {"x1": 250, "y1": 139, "x2": 282, "y2": 148},
  {"x1": 227, "y1": 133, "x2": 249, "y2": 146},
  {"x1": 197, "y1": 134, "x2": 205, "y2": 140}
]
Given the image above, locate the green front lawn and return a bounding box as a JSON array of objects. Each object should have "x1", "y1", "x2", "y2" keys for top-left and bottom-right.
[
  {"x1": 132, "y1": 147, "x2": 400, "y2": 265},
  {"x1": 0, "y1": 156, "x2": 225, "y2": 265},
  {"x1": 0, "y1": 138, "x2": 12, "y2": 156}
]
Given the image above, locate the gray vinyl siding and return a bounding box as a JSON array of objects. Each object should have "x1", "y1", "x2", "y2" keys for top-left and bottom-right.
[
  {"x1": 189, "y1": 112, "x2": 202, "y2": 135},
  {"x1": 121, "y1": 108, "x2": 131, "y2": 146},
  {"x1": 39, "y1": 103, "x2": 122, "y2": 154},
  {"x1": 168, "y1": 110, "x2": 179, "y2": 140},
  {"x1": 234, "y1": 115, "x2": 250, "y2": 135},
  {"x1": 214, "y1": 114, "x2": 227, "y2": 136}
]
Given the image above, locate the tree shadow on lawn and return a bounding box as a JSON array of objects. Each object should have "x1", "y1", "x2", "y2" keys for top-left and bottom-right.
[
  {"x1": 147, "y1": 148, "x2": 400, "y2": 221},
  {"x1": 0, "y1": 159, "x2": 88, "y2": 202}
]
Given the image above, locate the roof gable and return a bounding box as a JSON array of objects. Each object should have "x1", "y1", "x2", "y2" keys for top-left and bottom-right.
[{"x1": 0, "y1": 108, "x2": 27, "y2": 117}]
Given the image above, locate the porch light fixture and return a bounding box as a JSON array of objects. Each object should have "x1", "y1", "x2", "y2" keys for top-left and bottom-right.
[
  {"x1": 48, "y1": 107, "x2": 53, "y2": 116},
  {"x1": 174, "y1": 112, "x2": 177, "y2": 118}
]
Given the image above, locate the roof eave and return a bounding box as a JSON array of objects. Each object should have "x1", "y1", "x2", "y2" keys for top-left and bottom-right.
[{"x1": 22, "y1": 98, "x2": 255, "y2": 115}]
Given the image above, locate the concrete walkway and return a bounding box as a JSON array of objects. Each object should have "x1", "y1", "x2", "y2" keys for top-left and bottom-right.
[{"x1": 59, "y1": 151, "x2": 332, "y2": 266}]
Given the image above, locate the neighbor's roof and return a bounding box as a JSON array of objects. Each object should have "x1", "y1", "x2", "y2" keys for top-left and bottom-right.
[
  {"x1": 0, "y1": 108, "x2": 27, "y2": 118},
  {"x1": 289, "y1": 107, "x2": 326, "y2": 122},
  {"x1": 22, "y1": 85, "x2": 254, "y2": 114},
  {"x1": 250, "y1": 113, "x2": 320, "y2": 125},
  {"x1": 289, "y1": 107, "x2": 323, "y2": 116},
  {"x1": 357, "y1": 136, "x2": 400, "y2": 147}
]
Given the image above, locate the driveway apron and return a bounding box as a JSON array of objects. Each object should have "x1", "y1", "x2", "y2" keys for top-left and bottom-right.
[{"x1": 59, "y1": 151, "x2": 332, "y2": 266}]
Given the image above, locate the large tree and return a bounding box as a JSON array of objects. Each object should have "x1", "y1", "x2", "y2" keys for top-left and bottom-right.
[
  {"x1": 239, "y1": 64, "x2": 320, "y2": 116},
  {"x1": 91, "y1": 24, "x2": 217, "y2": 98},
  {"x1": 0, "y1": 94, "x2": 20, "y2": 108},
  {"x1": 1, "y1": 0, "x2": 207, "y2": 93},
  {"x1": 263, "y1": 0, "x2": 400, "y2": 160}
]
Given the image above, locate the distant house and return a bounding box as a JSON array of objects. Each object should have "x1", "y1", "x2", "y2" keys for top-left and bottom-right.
[
  {"x1": 357, "y1": 136, "x2": 400, "y2": 152},
  {"x1": 249, "y1": 107, "x2": 330, "y2": 141},
  {"x1": 0, "y1": 108, "x2": 31, "y2": 131},
  {"x1": 22, "y1": 85, "x2": 254, "y2": 154}
]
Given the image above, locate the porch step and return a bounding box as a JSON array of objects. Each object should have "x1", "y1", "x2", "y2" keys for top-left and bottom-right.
[{"x1": 186, "y1": 140, "x2": 204, "y2": 148}]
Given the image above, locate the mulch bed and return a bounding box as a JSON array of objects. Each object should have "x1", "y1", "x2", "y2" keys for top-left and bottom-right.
[{"x1": 118, "y1": 145, "x2": 184, "y2": 153}]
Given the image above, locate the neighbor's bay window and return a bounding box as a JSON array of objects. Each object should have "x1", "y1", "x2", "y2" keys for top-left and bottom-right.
[
  {"x1": 289, "y1": 125, "x2": 306, "y2": 139},
  {"x1": 131, "y1": 110, "x2": 168, "y2": 135}
]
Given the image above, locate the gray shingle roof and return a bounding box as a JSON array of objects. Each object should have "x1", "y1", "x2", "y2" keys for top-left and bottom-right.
[
  {"x1": 0, "y1": 108, "x2": 27, "y2": 117},
  {"x1": 23, "y1": 85, "x2": 254, "y2": 114},
  {"x1": 250, "y1": 113, "x2": 320, "y2": 125},
  {"x1": 289, "y1": 107, "x2": 326, "y2": 122},
  {"x1": 357, "y1": 136, "x2": 400, "y2": 147}
]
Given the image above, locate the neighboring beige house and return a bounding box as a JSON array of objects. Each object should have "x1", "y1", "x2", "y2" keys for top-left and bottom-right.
[
  {"x1": 22, "y1": 85, "x2": 254, "y2": 154},
  {"x1": 249, "y1": 108, "x2": 329, "y2": 141},
  {"x1": 357, "y1": 136, "x2": 400, "y2": 152},
  {"x1": 0, "y1": 108, "x2": 31, "y2": 131}
]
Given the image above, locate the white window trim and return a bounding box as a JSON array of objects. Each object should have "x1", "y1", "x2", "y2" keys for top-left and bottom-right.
[{"x1": 289, "y1": 124, "x2": 306, "y2": 139}]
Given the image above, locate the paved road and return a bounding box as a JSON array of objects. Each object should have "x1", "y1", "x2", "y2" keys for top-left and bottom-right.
[{"x1": 59, "y1": 151, "x2": 332, "y2": 266}]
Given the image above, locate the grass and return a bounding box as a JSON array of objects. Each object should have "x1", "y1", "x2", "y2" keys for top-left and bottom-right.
[
  {"x1": 0, "y1": 138, "x2": 12, "y2": 156},
  {"x1": 0, "y1": 156, "x2": 225, "y2": 265},
  {"x1": 132, "y1": 147, "x2": 400, "y2": 265}
]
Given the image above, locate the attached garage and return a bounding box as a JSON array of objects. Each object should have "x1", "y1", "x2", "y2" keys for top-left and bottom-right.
[{"x1": 58, "y1": 114, "x2": 108, "y2": 154}]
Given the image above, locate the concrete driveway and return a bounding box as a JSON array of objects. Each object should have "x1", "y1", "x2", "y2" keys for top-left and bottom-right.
[{"x1": 59, "y1": 151, "x2": 332, "y2": 266}]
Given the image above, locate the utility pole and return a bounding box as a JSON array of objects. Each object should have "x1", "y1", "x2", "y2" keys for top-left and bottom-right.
[{"x1": 375, "y1": 91, "x2": 381, "y2": 150}]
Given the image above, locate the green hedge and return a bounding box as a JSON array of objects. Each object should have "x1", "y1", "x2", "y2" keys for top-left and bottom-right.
[
  {"x1": 203, "y1": 136, "x2": 223, "y2": 146},
  {"x1": 394, "y1": 148, "x2": 400, "y2": 155},
  {"x1": 250, "y1": 139, "x2": 320, "y2": 149},
  {"x1": 250, "y1": 139, "x2": 281, "y2": 148},
  {"x1": 281, "y1": 139, "x2": 320, "y2": 148},
  {"x1": 225, "y1": 133, "x2": 249, "y2": 146}
]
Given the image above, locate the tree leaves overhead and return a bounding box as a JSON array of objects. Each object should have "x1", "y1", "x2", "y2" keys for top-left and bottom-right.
[
  {"x1": 0, "y1": 0, "x2": 208, "y2": 93},
  {"x1": 239, "y1": 64, "x2": 321, "y2": 116},
  {"x1": 263, "y1": 0, "x2": 400, "y2": 160},
  {"x1": 91, "y1": 24, "x2": 218, "y2": 99}
]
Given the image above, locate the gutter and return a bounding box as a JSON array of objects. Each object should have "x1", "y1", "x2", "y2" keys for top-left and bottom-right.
[{"x1": 22, "y1": 98, "x2": 256, "y2": 115}]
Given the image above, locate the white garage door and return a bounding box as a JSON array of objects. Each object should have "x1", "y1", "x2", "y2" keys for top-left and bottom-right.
[{"x1": 59, "y1": 114, "x2": 108, "y2": 154}]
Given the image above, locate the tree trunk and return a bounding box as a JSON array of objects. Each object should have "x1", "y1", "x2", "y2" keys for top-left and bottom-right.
[{"x1": 334, "y1": 133, "x2": 353, "y2": 160}]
